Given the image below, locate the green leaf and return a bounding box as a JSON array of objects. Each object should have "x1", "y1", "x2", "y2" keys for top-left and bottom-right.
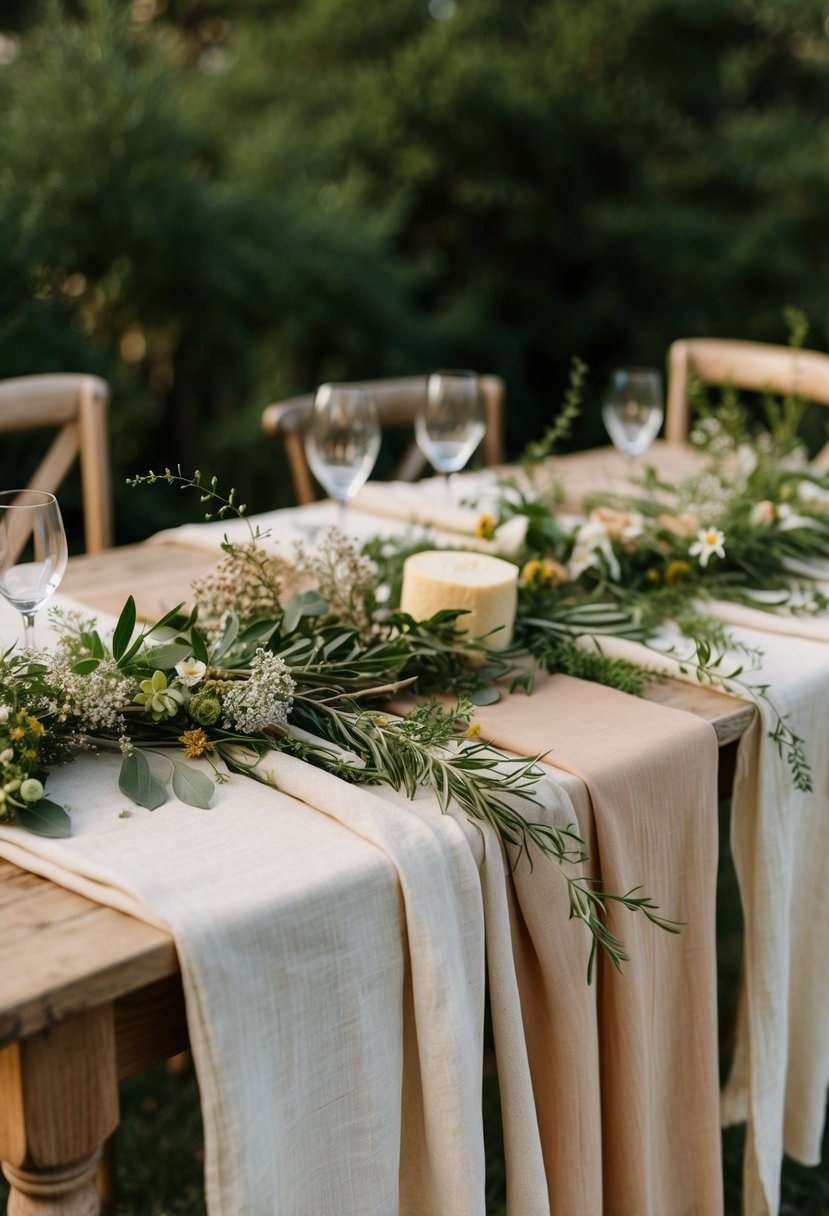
[
  {"x1": 112, "y1": 596, "x2": 137, "y2": 662},
  {"x1": 145, "y1": 641, "x2": 193, "y2": 669},
  {"x1": 190, "y1": 626, "x2": 210, "y2": 666},
  {"x1": 237, "y1": 619, "x2": 277, "y2": 647},
  {"x1": 212, "y1": 613, "x2": 240, "y2": 662},
  {"x1": 72, "y1": 657, "x2": 101, "y2": 675},
  {"x1": 171, "y1": 760, "x2": 214, "y2": 809},
  {"x1": 119, "y1": 750, "x2": 167, "y2": 810},
  {"x1": 17, "y1": 798, "x2": 72, "y2": 838},
  {"x1": 470, "y1": 685, "x2": 501, "y2": 706},
  {"x1": 282, "y1": 594, "x2": 304, "y2": 634}
]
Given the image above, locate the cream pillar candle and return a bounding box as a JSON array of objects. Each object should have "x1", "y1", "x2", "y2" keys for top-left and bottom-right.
[{"x1": 399, "y1": 550, "x2": 518, "y2": 650}]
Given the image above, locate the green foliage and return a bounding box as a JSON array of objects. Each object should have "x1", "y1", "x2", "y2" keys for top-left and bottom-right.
[{"x1": 2, "y1": 0, "x2": 829, "y2": 543}]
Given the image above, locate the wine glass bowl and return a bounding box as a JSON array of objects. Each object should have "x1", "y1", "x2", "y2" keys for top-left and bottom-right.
[
  {"x1": 602, "y1": 367, "x2": 664, "y2": 461},
  {"x1": 415, "y1": 370, "x2": 486, "y2": 483},
  {"x1": 0, "y1": 489, "x2": 68, "y2": 647},
  {"x1": 304, "y1": 384, "x2": 381, "y2": 521}
]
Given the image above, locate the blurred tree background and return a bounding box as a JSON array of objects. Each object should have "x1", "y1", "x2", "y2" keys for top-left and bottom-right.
[{"x1": 0, "y1": 0, "x2": 828, "y2": 544}]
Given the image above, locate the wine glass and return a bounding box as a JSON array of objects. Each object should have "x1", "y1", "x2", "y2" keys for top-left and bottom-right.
[
  {"x1": 415, "y1": 370, "x2": 486, "y2": 501},
  {"x1": 0, "y1": 490, "x2": 68, "y2": 648},
  {"x1": 304, "y1": 384, "x2": 381, "y2": 526},
  {"x1": 601, "y1": 367, "x2": 664, "y2": 466}
]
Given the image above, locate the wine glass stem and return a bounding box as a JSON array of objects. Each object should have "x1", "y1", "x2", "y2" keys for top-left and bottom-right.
[
  {"x1": 336, "y1": 498, "x2": 347, "y2": 531},
  {"x1": 22, "y1": 611, "x2": 36, "y2": 649}
]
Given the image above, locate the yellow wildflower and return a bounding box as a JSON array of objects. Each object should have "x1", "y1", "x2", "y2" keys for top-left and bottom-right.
[
  {"x1": 522, "y1": 557, "x2": 569, "y2": 588},
  {"x1": 179, "y1": 729, "x2": 216, "y2": 759},
  {"x1": 475, "y1": 513, "x2": 496, "y2": 540},
  {"x1": 21, "y1": 748, "x2": 38, "y2": 762},
  {"x1": 665, "y1": 560, "x2": 692, "y2": 587},
  {"x1": 465, "y1": 722, "x2": 482, "y2": 738},
  {"x1": 9, "y1": 727, "x2": 24, "y2": 742},
  {"x1": 645, "y1": 568, "x2": 662, "y2": 584},
  {"x1": 26, "y1": 716, "x2": 44, "y2": 736}
]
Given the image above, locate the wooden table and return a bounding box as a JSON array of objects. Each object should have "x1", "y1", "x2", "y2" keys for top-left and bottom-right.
[{"x1": 0, "y1": 509, "x2": 755, "y2": 1214}]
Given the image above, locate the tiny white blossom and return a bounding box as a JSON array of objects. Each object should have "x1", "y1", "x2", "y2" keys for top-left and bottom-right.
[
  {"x1": 689, "y1": 527, "x2": 726, "y2": 568},
  {"x1": 19, "y1": 778, "x2": 44, "y2": 803},
  {"x1": 176, "y1": 657, "x2": 207, "y2": 687},
  {"x1": 222, "y1": 649, "x2": 295, "y2": 734},
  {"x1": 0, "y1": 748, "x2": 13, "y2": 764}
]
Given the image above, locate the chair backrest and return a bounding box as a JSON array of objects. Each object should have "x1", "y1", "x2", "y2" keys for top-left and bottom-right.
[
  {"x1": 667, "y1": 339, "x2": 829, "y2": 464},
  {"x1": 0, "y1": 373, "x2": 113, "y2": 552},
  {"x1": 261, "y1": 374, "x2": 506, "y2": 505}
]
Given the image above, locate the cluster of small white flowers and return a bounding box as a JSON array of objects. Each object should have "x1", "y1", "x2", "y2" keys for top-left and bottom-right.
[
  {"x1": 44, "y1": 647, "x2": 133, "y2": 733},
  {"x1": 221, "y1": 649, "x2": 295, "y2": 734},
  {"x1": 689, "y1": 416, "x2": 731, "y2": 454},
  {"x1": 294, "y1": 528, "x2": 377, "y2": 635},
  {"x1": 191, "y1": 541, "x2": 296, "y2": 625},
  {"x1": 680, "y1": 473, "x2": 732, "y2": 523}
]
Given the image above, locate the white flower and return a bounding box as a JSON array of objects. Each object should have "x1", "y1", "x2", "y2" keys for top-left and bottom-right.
[
  {"x1": 797, "y1": 480, "x2": 829, "y2": 511},
  {"x1": 568, "y1": 519, "x2": 621, "y2": 581},
  {"x1": 0, "y1": 748, "x2": 13, "y2": 765},
  {"x1": 175, "y1": 657, "x2": 207, "y2": 687},
  {"x1": 688, "y1": 527, "x2": 726, "y2": 568},
  {"x1": 776, "y1": 503, "x2": 822, "y2": 532},
  {"x1": 222, "y1": 649, "x2": 295, "y2": 734},
  {"x1": 19, "y1": 778, "x2": 44, "y2": 804},
  {"x1": 0, "y1": 706, "x2": 8, "y2": 724}
]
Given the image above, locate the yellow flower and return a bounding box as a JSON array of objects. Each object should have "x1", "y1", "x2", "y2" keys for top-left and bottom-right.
[
  {"x1": 9, "y1": 727, "x2": 24, "y2": 742},
  {"x1": 372, "y1": 714, "x2": 390, "y2": 727},
  {"x1": 21, "y1": 748, "x2": 38, "y2": 762},
  {"x1": 26, "y1": 716, "x2": 44, "y2": 736},
  {"x1": 464, "y1": 722, "x2": 482, "y2": 738},
  {"x1": 475, "y1": 513, "x2": 496, "y2": 540},
  {"x1": 522, "y1": 557, "x2": 569, "y2": 588},
  {"x1": 665, "y1": 559, "x2": 692, "y2": 587},
  {"x1": 645, "y1": 568, "x2": 662, "y2": 584},
  {"x1": 179, "y1": 729, "x2": 215, "y2": 759}
]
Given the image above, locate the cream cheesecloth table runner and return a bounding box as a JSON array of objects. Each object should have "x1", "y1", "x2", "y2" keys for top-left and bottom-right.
[
  {"x1": 591, "y1": 619, "x2": 829, "y2": 1216},
  {"x1": 0, "y1": 595, "x2": 497, "y2": 1216}
]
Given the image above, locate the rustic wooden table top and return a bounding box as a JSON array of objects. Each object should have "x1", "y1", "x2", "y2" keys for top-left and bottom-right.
[{"x1": 3, "y1": 465, "x2": 755, "y2": 1043}]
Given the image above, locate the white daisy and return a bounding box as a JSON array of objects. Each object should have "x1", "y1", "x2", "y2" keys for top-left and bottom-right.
[{"x1": 688, "y1": 527, "x2": 726, "y2": 568}]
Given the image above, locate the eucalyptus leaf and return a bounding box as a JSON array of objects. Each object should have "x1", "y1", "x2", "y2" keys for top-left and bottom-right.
[
  {"x1": 470, "y1": 685, "x2": 501, "y2": 706},
  {"x1": 171, "y1": 760, "x2": 214, "y2": 809},
  {"x1": 281, "y1": 594, "x2": 304, "y2": 634},
  {"x1": 212, "y1": 612, "x2": 240, "y2": 662},
  {"x1": 190, "y1": 626, "x2": 210, "y2": 665},
  {"x1": 119, "y1": 750, "x2": 167, "y2": 810},
  {"x1": 112, "y1": 596, "x2": 137, "y2": 662},
  {"x1": 17, "y1": 798, "x2": 72, "y2": 838},
  {"x1": 72, "y1": 657, "x2": 101, "y2": 675},
  {"x1": 145, "y1": 641, "x2": 193, "y2": 669}
]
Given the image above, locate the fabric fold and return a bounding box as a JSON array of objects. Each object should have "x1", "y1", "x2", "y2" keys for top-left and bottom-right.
[{"x1": 470, "y1": 673, "x2": 723, "y2": 1216}]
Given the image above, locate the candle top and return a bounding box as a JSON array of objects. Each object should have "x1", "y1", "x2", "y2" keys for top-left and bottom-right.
[{"x1": 402, "y1": 549, "x2": 518, "y2": 587}]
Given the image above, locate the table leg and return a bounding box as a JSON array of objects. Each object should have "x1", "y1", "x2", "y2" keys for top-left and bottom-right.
[{"x1": 0, "y1": 1006, "x2": 119, "y2": 1216}]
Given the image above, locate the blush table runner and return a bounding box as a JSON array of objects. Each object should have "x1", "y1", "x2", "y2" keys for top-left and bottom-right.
[{"x1": 462, "y1": 674, "x2": 723, "y2": 1216}]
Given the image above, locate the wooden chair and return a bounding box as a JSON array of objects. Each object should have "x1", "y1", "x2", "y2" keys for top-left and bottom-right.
[
  {"x1": 0, "y1": 374, "x2": 113, "y2": 552},
  {"x1": 261, "y1": 374, "x2": 506, "y2": 505},
  {"x1": 666, "y1": 338, "x2": 829, "y2": 465}
]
